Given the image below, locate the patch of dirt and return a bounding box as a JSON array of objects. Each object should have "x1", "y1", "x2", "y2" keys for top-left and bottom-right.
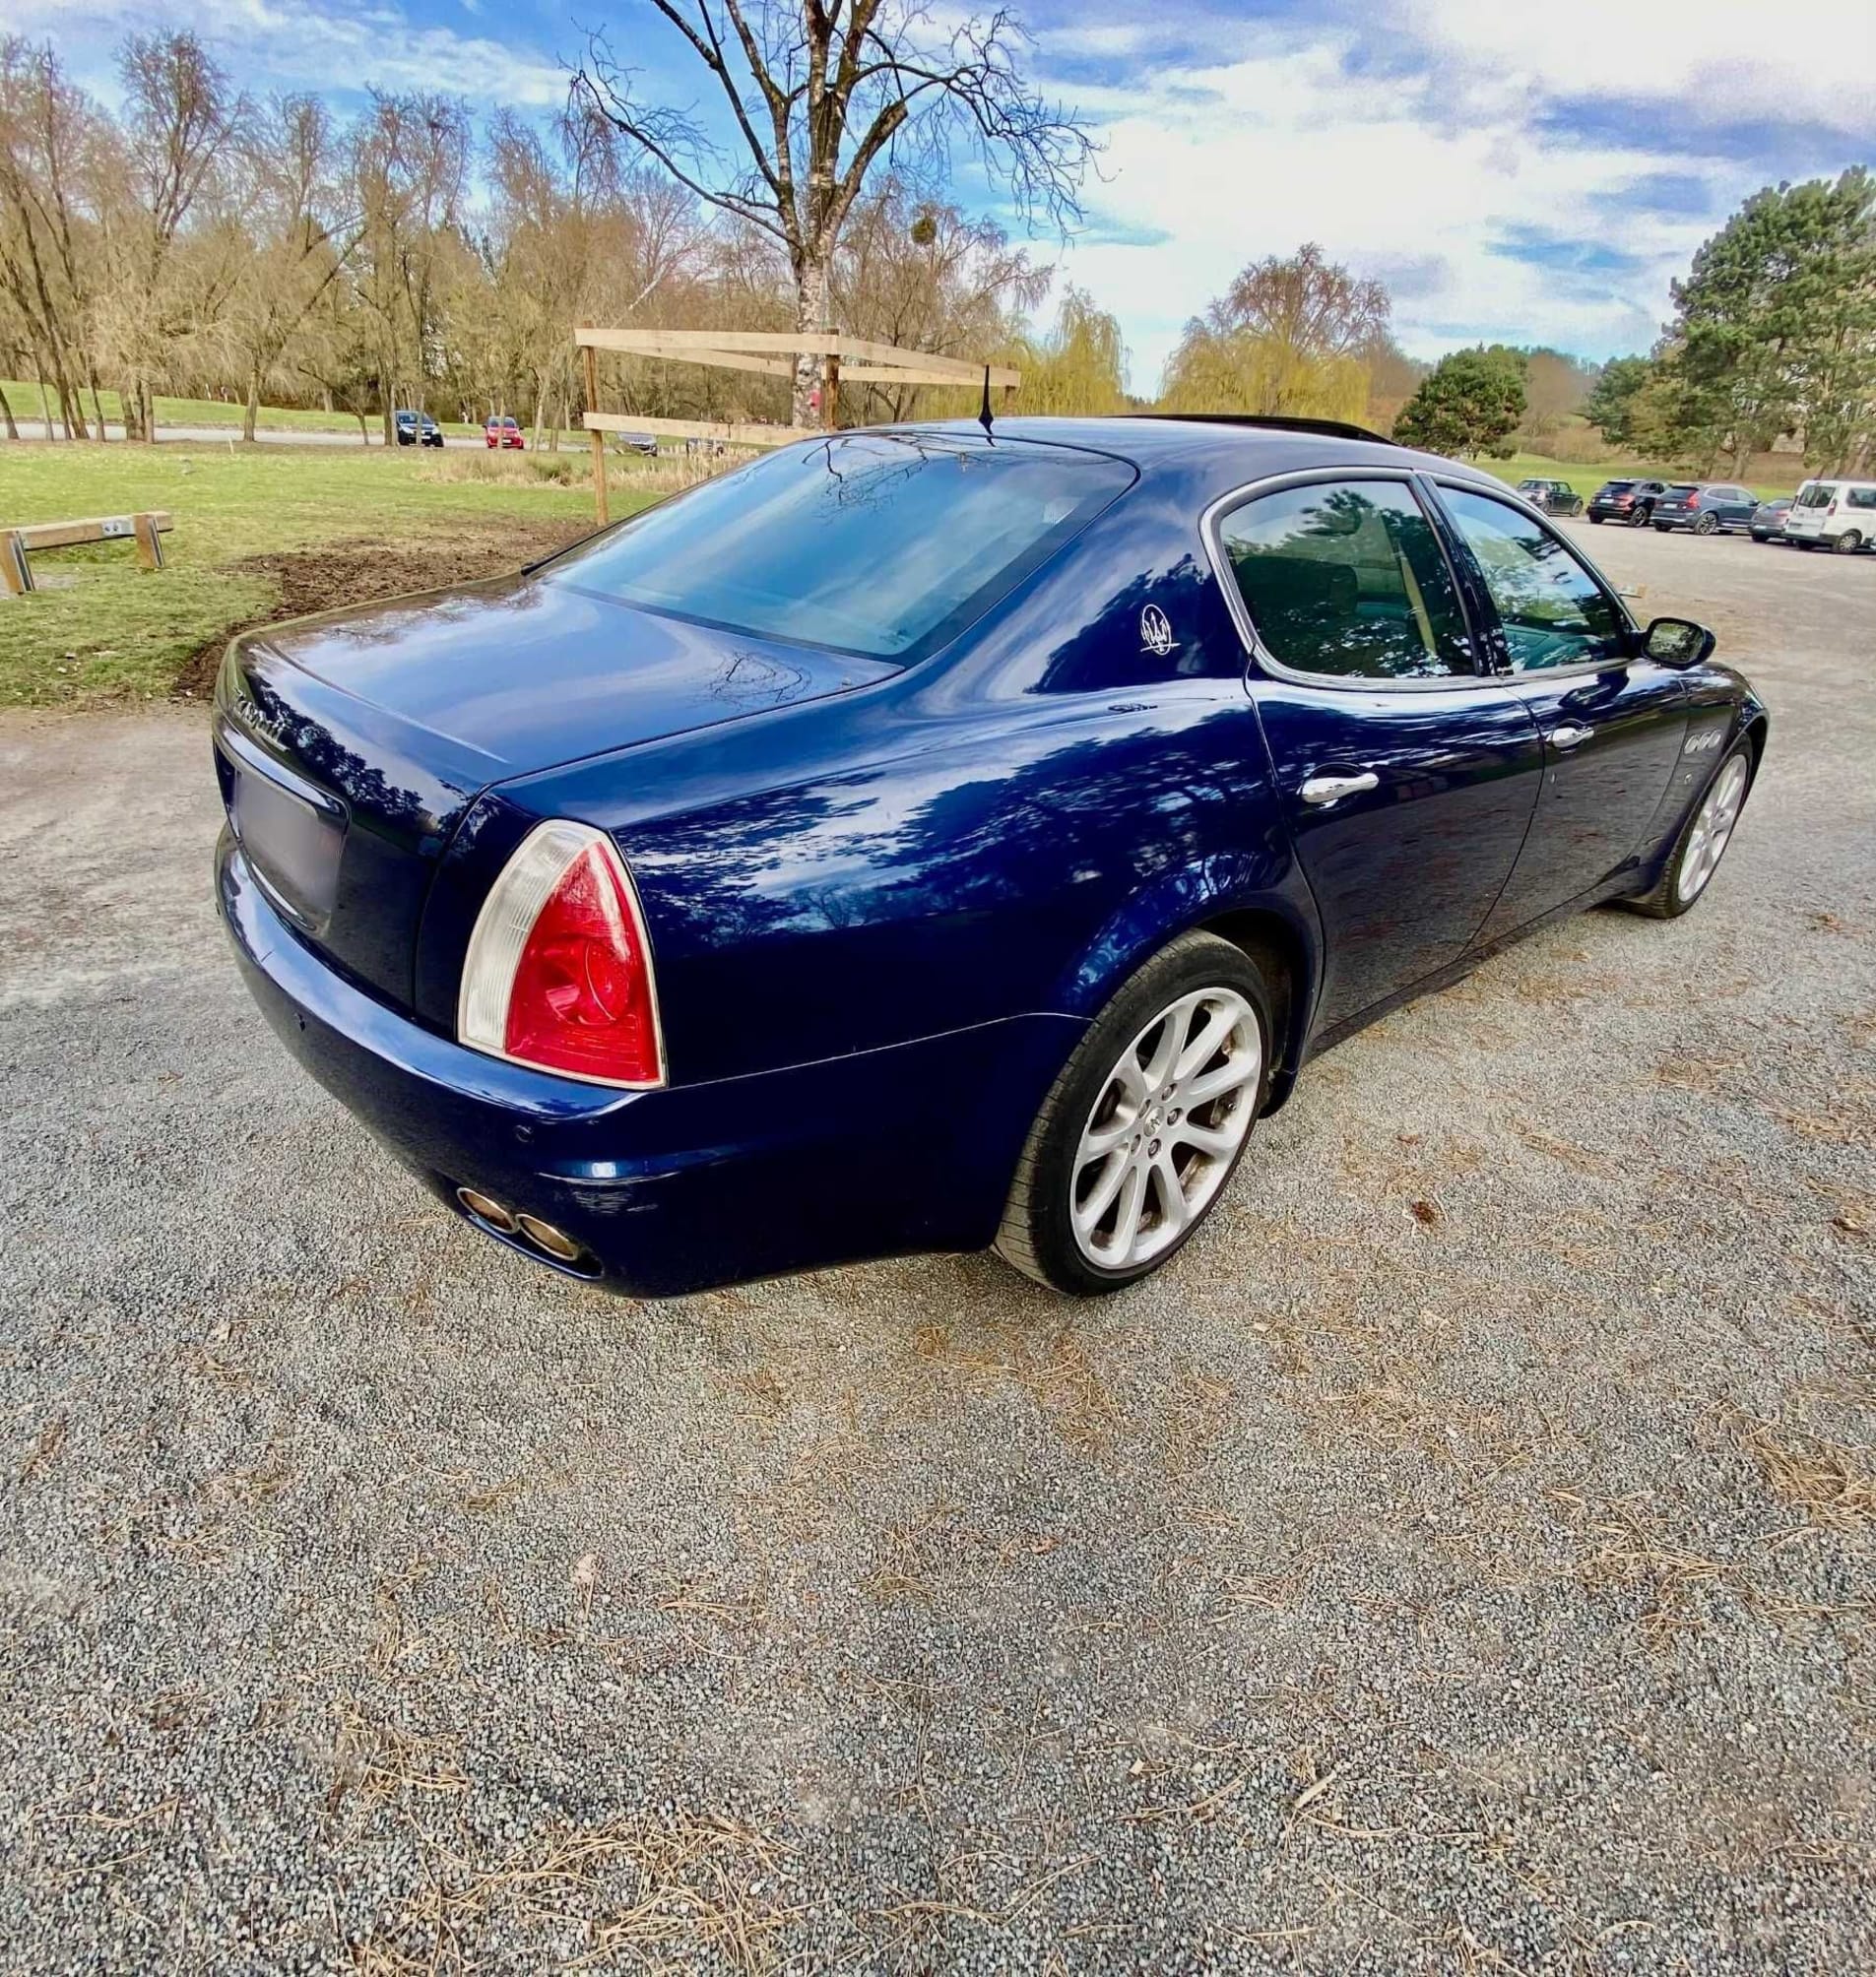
[{"x1": 173, "y1": 520, "x2": 593, "y2": 697}]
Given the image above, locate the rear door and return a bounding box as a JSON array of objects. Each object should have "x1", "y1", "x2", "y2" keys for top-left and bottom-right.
[
  {"x1": 1213, "y1": 471, "x2": 1543, "y2": 1032},
  {"x1": 1429, "y1": 480, "x2": 1687, "y2": 935}
]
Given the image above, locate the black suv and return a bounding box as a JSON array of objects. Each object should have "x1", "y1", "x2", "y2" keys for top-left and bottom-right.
[
  {"x1": 394, "y1": 409, "x2": 444, "y2": 448},
  {"x1": 1587, "y1": 478, "x2": 1670, "y2": 526},
  {"x1": 1515, "y1": 477, "x2": 1585, "y2": 517}
]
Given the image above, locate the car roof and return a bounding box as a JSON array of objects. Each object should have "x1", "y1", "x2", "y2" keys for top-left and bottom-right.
[{"x1": 878, "y1": 415, "x2": 1495, "y2": 504}]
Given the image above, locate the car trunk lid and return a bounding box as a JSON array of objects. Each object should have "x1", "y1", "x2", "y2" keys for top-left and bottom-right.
[{"x1": 214, "y1": 571, "x2": 893, "y2": 1013}]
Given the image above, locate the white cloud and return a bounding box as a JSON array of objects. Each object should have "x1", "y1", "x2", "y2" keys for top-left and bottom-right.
[
  {"x1": 1037, "y1": 0, "x2": 1876, "y2": 392},
  {"x1": 11, "y1": 0, "x2": 566, "y2": 109}
]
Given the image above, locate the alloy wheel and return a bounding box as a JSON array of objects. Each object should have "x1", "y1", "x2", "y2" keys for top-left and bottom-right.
[
  {"x1": 1837, "y1": 530, "x2": 1863, "y2": 555},
  {"x1": 1068, "y1": 987, "x2": 1261, "y2": 1270},
  {"x1": 1676, "y1": 755, "x2": 1749, "y2": 905}
]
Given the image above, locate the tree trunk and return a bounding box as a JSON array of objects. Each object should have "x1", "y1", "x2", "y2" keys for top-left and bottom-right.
[
  {"x1": 33, "y1": 359, "x2": 54, "y2": 439},
  {"x1": 531, "y1": 375, "x2": 548, "y2": 452},
  {"x1": 140, "y1": 376, "x2": 157, "y2": 445},
  {"x1": 0, "y1": 381, "x2": 16, "y2": 442},
  {"x1": 242, "y1": 363, "x2": 261, "y2": 443},
  {"x1": 792, "y1": 257, "x2": 830, "y2": 429},
  {"x1": 87, "y1": 363, "x2": 108, "y2": 443}
]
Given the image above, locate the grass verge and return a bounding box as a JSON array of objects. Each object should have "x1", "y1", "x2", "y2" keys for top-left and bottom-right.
[{"x1": 0, "y1": 445, "x2": 661, "y2": 706}]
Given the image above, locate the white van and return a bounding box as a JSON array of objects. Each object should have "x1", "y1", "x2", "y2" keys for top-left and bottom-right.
[{"x1": 1782, "y1": 478, "x2": 1876, "y2": 551}]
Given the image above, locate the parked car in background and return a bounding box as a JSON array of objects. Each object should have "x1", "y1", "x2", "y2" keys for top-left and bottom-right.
[
  {"x1": 1782, "y1": 478, "x2": 1876, "y2": 552},
  {"x1": 485, "y1": 415, "x2": 525, "y2": 451},
  {"x1": 1586, "y1": 478, "x2": 1671, "y2": 526},
  {"x1": 213, "y1": 415, "x2": 1766, "y2": 1300},
  {"x1": 616, "y1": 432, "x2": 658, "y2": 458},
  {"x1": 1749, "y1": 497, "x2": 1794, "y2": 542},
  {"x1": 1515, "y1": 477, "x2": 1584, "y2": 517},
  {"x1": 1650, "y1": 482, "x2": 1759, "y2": 536},
  {"x1": 394, "y1": 410, "x2": 443, "y2": 448}
]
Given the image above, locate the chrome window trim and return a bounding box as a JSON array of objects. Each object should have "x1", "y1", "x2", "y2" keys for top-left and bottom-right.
[{"x1": 1199, "y1": 465, "x2": 1493, "y2": 695}]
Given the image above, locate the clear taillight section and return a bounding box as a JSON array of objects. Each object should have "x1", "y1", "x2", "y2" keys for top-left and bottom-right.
[{"x1": 458, "y1": 819, "x2": 664, "y2": 1088}]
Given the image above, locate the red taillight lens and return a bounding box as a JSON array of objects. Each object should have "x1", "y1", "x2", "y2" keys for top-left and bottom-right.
[
  {"x1": 458, "y1": 820, "x2": 664, "y2": 1088},
  {"x1": 1685, "y1": 492, "x2": 1700, "y2": 509}
]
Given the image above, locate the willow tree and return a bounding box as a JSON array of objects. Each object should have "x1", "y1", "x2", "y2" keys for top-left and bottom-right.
[{"x1": 568, "y1": 1, "x2": 1093, "y2": 426}]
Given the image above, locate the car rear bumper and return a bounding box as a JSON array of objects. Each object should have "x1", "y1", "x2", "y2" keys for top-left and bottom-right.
[{"x1": 218, "y1": 833, "x2": 1079, "y2": 1297}]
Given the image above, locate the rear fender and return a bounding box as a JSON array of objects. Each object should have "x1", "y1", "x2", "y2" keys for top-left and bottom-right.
[{"x1": 1054, "y1": 852, "x2": 1322, "y2": 1066}]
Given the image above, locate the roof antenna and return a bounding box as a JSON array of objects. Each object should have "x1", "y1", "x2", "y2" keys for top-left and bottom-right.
[{"x1": 978, "y1": 364, "x2": 995, "y2": 442}]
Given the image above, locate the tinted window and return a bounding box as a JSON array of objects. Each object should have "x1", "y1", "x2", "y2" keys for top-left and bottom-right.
[
  {"x1": 1218, "y1": 479, "x2": 1472, "y2": 682},
  {"x1": 549, "y1": 432, "x2": 1132, "y2": 663},
  {"x1": 1847, "y1": 487, "x2": 1876, "y2": 510},
  {"x1": 1795, "y1": 482, "x2": 1836, "y2": 509},
  {"x1": 1440, "y1": 486, "x2": 1626, "y2": 673}
]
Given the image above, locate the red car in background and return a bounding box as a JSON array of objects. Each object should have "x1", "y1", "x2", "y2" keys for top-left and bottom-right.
[{"x1": 485, "y1": 415, "x2": 525, "y2": 450}]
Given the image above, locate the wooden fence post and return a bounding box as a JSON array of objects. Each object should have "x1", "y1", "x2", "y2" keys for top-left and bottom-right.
[
  {"x1": 583, "y1": 339, "x2": 609, "y2": 529},
  {"x1": 0, "y1": 531, "x2": 31, "y2": 596},
  {"x1": 132, "y1": 512, "x2": 163, "y2": 571}
]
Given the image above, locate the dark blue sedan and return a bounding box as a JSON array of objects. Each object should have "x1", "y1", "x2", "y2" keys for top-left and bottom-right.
[{"x1": 214, "y1": 417, "x2": 1767, "y2": 1296}]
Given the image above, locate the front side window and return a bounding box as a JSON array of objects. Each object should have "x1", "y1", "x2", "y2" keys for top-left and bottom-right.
[
  {"x1": 548, "y1": 432, "x2": 1132, "y2": 664},
  {"x1": 1439, "y1": 485, "x2": 1626, "y2": 673},
  {"x1": 1217, "y1": 478, "x2": 1473, "y2": 682}
]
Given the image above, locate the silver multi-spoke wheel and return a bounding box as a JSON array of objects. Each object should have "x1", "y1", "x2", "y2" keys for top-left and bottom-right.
[
  {"x1": 1676, "y1": 754, "x2": 1748, "y2": 905},
  {"x1": 1069, "y1": 987, "x2": 1261, "y2": 1270}
]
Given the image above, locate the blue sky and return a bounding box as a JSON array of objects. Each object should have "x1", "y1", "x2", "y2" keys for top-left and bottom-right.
[{"x1": 23, "y1": 0, "x2": 1876, "y2": 394}]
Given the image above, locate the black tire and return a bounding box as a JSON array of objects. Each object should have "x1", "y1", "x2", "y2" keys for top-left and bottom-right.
[
  {"x1": 1588, "y1": 513, "x2": 1604, "y2": 524},
  {"x1": 1694, "y1": 513, "x2": 1719, "y2": 536},
  {"x1": 1630, "y1": 503, "x2": 1653, "y2": 526},
  {"x1": 1566, "y1": 497, "x2": 1584, "y2": 517},
  {"x1": 995, "y1": 931, "x2": 1275, "y2": 1295},
  {"x1": 1653, "y1": 522, "x2": 1673, "y2": 533},
  {"x1": 1621, "y1": 740, "x2": 1753, "y2": 921},
  {"x1": 1836, "y1": 530, "x2": 1863, "y2": 555}
]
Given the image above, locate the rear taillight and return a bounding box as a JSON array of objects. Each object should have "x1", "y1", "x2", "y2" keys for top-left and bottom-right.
[
  {"x1": 458, "y1": 819, "x2": 664, "y2": 1088},
  {"x1": 1827, "y1": 500, "x2": 1838, "y2": 516},
  {"x1": 1686, "y1": 492, "x2": 1700, "y2": 509}
]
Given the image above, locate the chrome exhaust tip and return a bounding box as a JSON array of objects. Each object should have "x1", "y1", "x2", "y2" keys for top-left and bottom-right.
[
  {"x1": 515, "y1": 1213, "x2": 583, "y2": 1263},
  {"x1": 456, "y1": 1185, "x2": 518, "y2": 1234}
]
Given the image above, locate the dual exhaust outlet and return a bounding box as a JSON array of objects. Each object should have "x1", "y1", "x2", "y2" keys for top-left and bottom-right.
[{"x1": 455, "y1": 1186, "x2": 596, "y2": 1275}]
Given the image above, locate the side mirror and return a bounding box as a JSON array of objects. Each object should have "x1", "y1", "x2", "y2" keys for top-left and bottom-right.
[{"x1": 1643, "y1": 615, "x2": 1716, "y2": 669}]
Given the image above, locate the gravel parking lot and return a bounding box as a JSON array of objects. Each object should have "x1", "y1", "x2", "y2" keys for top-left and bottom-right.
[{"x1": 2, "y1": 524, "x2": 1873, "y2": 1972}]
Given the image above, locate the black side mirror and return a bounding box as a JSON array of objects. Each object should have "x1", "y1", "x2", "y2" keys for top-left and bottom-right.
[{"x1": 1643, "y1": 615, "x2": 1716, "y2": 669}]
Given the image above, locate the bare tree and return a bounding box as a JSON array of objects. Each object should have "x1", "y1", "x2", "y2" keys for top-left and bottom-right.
[
  {"x1": 348, "y1": 91, "x2": 470, "y2": 441},
  {"x1": 226, "y1": 96, "x2": 358, "y2": 440},
  {"x1": 568, "y1": 1, "x2": 1093, "y2": 425},
  {"x1": 107, "y1": 31, "x2": 250, "y2": 439},
  {"x1": 0, "y1": 37, "x2": 104, "y2": 438}
]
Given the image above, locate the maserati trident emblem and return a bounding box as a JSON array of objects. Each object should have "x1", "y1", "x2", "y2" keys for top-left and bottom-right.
[{"x1": 1140, "y1": 604, "x2": 1176, "y2": 657}]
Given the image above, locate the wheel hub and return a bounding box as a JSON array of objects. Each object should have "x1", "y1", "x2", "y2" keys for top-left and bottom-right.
[{"x1": 1068, "y1": 986, "x2": 1262, "y2": 1271}]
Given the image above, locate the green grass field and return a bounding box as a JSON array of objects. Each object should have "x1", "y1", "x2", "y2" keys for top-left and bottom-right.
[
  {"x1": 0, "y1": 444, "x2": 656, "y2": 707},
  {"x1": 3, "y1": 379, "x2": 489, "y2": 439}
]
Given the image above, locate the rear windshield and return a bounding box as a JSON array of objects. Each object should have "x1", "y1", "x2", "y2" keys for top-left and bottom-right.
[
  {"x1": 1795, "y1": 481, "x2": 1836, "y2": 508},
  {"x1": 548, "y1": 432, "x2": 1133, "y2": 663},
  {"x1": 1598, "y1": 480, "x2": 1634, "y2": 493}
]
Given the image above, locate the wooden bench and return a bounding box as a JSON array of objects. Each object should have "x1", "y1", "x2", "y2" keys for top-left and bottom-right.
[{"x1": 0, "y1": 512, "x2": 173, "y2": 596}]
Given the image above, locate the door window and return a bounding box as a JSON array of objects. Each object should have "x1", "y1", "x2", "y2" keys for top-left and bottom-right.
[
  {"x1": 1439, "y1": 486, "x2": 1627, "y2": 673},
  {"x1": 1217, "y1": 478, "x2": 1473, "y2": 682}
]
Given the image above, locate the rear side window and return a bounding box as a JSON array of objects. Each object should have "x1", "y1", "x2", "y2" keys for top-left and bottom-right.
[
  {"x1": 1848, "y1": 487, "x2": 1876, "y2": 510},
  {"x1": 549, "y1": 432, "x2": 1132, "y2": 664},
  {"x1": 1795, "y1": 482, "x2": 1837, "y2": 509},
  {"x1": 1440, "y1": 486, "x2": 1626, "y2": 672},
  {"x1": 1217, "y1": 478, "x2": 1473, "y2": 682}
]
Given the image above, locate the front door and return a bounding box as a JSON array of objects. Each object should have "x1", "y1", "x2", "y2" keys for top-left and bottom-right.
[
  {"x1": 1431, "y1": 481, "x2": 1688, "y2": 937},
  {"x1": 1215, "y1": 473, "x2": 1544, "y2": 1033}
]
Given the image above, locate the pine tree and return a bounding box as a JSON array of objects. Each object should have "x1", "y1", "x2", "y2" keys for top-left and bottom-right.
[{"x1": 1391, "y1": 346, "x2": 1525, "y2": 457}]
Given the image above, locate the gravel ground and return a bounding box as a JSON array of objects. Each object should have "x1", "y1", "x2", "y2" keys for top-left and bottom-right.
[{"x1": 2, "y1": 525, "x2": 1873, "y2": 1973}]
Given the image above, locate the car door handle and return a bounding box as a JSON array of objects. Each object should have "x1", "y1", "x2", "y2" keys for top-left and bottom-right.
[
  {"x1": 1549, "y1": 724, "x2": 1592, "y2": 750},
  {"x1": 1299, "y1": 770, "x2": 1379, "y2": 806}
]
